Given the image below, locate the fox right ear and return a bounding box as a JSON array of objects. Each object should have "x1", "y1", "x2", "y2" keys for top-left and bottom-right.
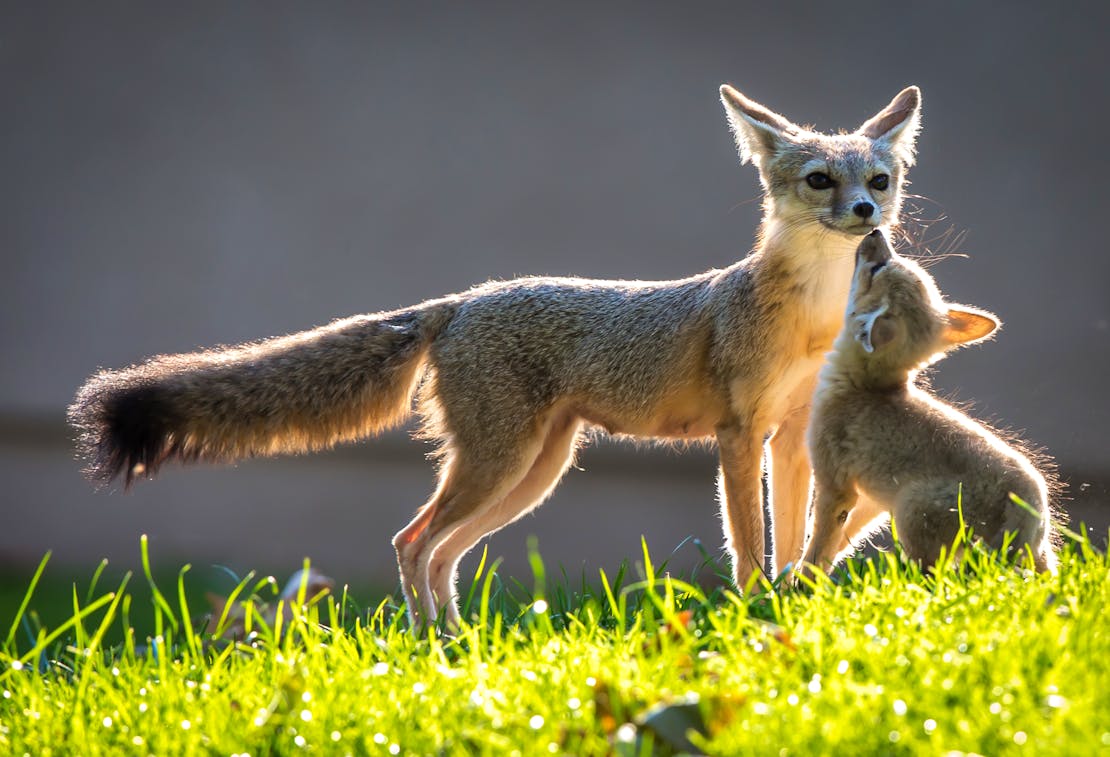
[{"x1": 719, "y1": 85, "x2": 796, "y2": 166}]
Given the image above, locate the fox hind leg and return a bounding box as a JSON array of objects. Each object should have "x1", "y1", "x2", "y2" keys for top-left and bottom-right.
[
  {"x1": 427, "y1": 413, "x2": 582, "y2": 627},
  {"x1": 393, "y1": 497, "x2": 439, "y2": 625},
  {"x1": 394, "y1": 455, "x2": 536, "y2": 629},
  {"x1": 891, "y1": 482, "x2": 964, "y2": 566},
  {"x1": 392, "y1": 417, "x2": 554, "y2": 629}
]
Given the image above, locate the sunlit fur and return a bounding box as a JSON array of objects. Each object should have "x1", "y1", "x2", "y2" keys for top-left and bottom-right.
[
  {"x1": 70, "y1": 305, "x2": 458, "y2": 485},
  {"x1": 69, "y1": 85, "x2": 922, "y2": 628},
  {"x1": 798, "y1": 231, "x2": 1058, "y2": 578}
]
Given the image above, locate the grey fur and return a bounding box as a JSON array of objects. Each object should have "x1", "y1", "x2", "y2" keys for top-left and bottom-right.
[
  {"x1": 69, "y1": 85, "x2": 923, "y2": 627},
  {"x1": 799, "y1": 231, "x2": 1057, "y2": 577}
]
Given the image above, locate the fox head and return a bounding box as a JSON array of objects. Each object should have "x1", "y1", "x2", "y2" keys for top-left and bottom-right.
[
  {"x1": 720, "y1": 85, "x2": 921, "y2": 237},
  {"x1": 833, "y1": 229, "x2": 1000, "y2": 384}
]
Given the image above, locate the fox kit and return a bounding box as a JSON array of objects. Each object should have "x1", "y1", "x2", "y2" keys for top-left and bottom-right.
[
  {"x1": 798, "y1": 230, "x2": 1057, "y2": 577},
  {"x1": 69, "y1": 84, "x2": 922, "y2": 626}
]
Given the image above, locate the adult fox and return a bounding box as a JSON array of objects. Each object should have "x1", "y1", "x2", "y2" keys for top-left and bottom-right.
[{"x1": 70, "y1": 84, "x2": 921, "y2": 626}]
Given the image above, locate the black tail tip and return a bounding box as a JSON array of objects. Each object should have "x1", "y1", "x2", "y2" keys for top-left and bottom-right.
[{"x1": 69, "y1": 377, "x2": 182, "y2": 489}]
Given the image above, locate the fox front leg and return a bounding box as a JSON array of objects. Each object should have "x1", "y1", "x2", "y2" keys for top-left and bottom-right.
[
  {"x1": 797, "y1": 481, "x2": 859, "y2": 583},
  {"x1": 831, "y1": 492, "x2": 889, "y2": 558},
  {"x1": 767, "y1": 402, "x2": 815, "y2": 577},
  {"x1": 716, "y1": 421, "x2": 768, "y2": 592}
]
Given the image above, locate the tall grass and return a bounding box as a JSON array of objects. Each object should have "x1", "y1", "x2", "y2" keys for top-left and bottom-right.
[{"x1": 1, "y1": 528, "x2": 1107, "y2": 755}]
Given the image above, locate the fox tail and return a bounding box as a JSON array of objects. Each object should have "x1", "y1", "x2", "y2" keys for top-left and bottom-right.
[{"x1": 68, "y1": 299, "x2": 458, "y2": 487}]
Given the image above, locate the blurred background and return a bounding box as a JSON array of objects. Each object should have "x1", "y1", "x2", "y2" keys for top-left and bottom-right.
[{"x1": 2, "y1": 2, "x2": 1107, "y2": 599}]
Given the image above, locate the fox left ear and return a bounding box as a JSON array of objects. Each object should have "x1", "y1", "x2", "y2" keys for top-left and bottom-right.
[
  {"x1": 856, "y1": 86, "x2": 922, "y2": 166},
  {"x1": 941, "y1": 305, "x2": 1000, "y2": 346}
]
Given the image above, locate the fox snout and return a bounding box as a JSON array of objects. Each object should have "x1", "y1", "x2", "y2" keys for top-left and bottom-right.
[
  {"x1": 831, "y1": 193, "x2": 882, "y2": 235},
  {"x1": 856, "y1": 229, "x2": 892, "y2": 265}
]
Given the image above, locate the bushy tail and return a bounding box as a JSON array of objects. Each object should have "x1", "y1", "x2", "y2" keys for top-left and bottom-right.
[{"x1": 68, "y1": 300, "x2": 458, "y2": 487}]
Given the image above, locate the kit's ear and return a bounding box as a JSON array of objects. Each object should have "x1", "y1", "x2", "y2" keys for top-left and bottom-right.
[
  {"x1": 719, "y1": 84, "x2": 797, "y2": 167},
  {"x1": 857, "y1": 301, "x2": 897, "y2": 353},
  {"x1": 856, "y1": 85, "x2": 922, "y2": 166},
  {"x1": 941, "y1": 305, "x2": 1000, "y2": 347}
]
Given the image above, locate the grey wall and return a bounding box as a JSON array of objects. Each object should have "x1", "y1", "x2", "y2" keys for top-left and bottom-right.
[{"x1": 2, "y1": 2, "x2": 1107, "y2": 585}]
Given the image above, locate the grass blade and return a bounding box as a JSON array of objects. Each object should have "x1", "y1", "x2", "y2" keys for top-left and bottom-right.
[{"x1": 4, "y1": 551, "x2": 50, "y2": 651}]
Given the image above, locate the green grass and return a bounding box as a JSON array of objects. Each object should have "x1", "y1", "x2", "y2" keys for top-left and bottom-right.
[
  {"x1": 1, "y1": 531, "x2": 1108, "y2": 756},
  {"x1": 0, "y1": 558, "x2": 389, "y2": 650}
]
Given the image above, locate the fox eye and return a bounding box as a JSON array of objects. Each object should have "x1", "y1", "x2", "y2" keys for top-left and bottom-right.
[
  {"x1": 871, "y1": 260, "x2": 887, "y2": 276},
  {"x1": 806, "y1": 172, "x2": 836, "y2": 190},
  {"x1": 870, "y1": 174, "x2": 890, "y2": 191}
]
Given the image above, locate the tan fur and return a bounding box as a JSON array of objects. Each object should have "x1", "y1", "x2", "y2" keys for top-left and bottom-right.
[
  {"x1": 798, "y1": 231, "x2": 1057, "y2": 579},
  {"x1": 68, "y1": 85, "x2": 923, "y2": 627}
]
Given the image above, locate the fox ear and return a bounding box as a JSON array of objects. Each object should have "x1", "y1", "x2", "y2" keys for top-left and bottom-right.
[
  {"x1": 942, "y1": 305, "x2": 1000, "y2": 346},
  {"x1": 719, "y1": 85, "x2": 797, "y2": 166},
  {"x1": 856, "y1": 85, "x2": 922, "y2": 166},
  {"x1": 856, "y1": 302, "x2": 896, "y2": 353}
]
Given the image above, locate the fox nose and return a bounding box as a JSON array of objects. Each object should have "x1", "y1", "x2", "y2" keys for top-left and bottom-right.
[{"x1": 853, "y1": 201, "x2": 876, "y2": 219}]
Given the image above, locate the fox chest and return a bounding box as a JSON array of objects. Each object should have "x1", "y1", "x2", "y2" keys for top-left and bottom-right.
[
  {"x1": 772, "y1": 299, "x2": 843, "y2": 373},
  {"x1": 742, "y1": 298, "x2": 846, "y2": 424}
]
